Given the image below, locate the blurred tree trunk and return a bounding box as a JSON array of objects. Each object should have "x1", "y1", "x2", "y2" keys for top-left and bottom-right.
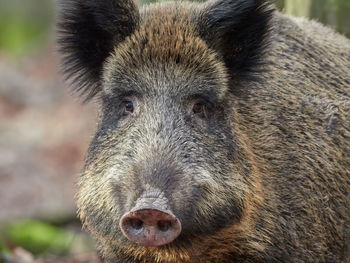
[
  {"x1": 311, "y1": 0, "x2": 338, "y2": 30},
  {"x1": 335, "y1": 0, "x2": 350, "y2": 37},
  {"x1": 285, "y1": 0, "x2": 312, "y2": 17}
]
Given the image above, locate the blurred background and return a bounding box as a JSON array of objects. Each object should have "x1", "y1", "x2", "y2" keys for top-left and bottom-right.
[{"x1": 0, "y1": 0, "x2": 349, "y2": 262}]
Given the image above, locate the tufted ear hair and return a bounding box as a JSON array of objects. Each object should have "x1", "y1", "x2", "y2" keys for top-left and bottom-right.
[
  {"x1": 196, "y1": 0, "x2": 273, "y2": 83},
  {"x1": 58, "y1": 0, "x2": 140, "y2": 101}
]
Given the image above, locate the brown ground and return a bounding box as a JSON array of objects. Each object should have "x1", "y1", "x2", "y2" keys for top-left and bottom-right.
[
  {"x1": 2, "y1": 247, "x2": 101, "y2": 263},
  {"x1": 0, "y1": 47, "x2": 97, "y2": 222},
  {"x1": 0, "y1": 47, "x2": 99, "y2": 262}
]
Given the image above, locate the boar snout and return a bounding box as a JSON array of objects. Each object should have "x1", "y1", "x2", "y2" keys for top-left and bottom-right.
[{"x1": 120, "y1": 208, "x2": 182, "y2": 247}]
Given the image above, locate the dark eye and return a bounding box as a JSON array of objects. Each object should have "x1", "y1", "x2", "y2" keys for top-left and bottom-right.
[
  {"x1": 192, "y1": 102, "x2": 205, "y2": 115},
  {"x1": 123, "y1": 100, "x2": 134, "y2": 114}
]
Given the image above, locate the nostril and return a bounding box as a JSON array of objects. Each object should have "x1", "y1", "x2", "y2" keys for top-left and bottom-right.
[
  {"x1": 157, "y1": 220, "x2": 172, "y2": 232},
  {"x1": 127, "y1": 218, "x2": 144, "y2": 230},
  {"x1": 120, "y1": 208, "x2": 182, "y2": 247}
]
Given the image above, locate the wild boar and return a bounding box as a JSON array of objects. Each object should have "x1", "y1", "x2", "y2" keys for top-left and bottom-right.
[{"x1": 58, "y1": 0, "x2": 350, "y2": 262}]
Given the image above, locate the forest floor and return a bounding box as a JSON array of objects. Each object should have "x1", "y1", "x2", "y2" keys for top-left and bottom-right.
[{"x1": 0, "y1": 48, "x2": 99, "y2": 263}]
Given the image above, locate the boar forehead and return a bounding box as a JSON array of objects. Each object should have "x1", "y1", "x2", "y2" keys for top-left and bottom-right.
[{"x1": 102, "y1": 3, "x2": 229, "y2": 100}]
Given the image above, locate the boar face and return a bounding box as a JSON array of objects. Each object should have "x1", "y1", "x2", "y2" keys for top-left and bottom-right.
[{"x1": 59, "y1": 0, "x2": 272, "y2": 261}]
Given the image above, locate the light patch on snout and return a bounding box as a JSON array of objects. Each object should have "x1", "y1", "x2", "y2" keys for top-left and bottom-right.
[
  {"x1": 105, "y1": 165, "x2": 122, "y2": 181},
  {"x1": 195, "y1": 168, "x2": 219, "y2": 187}
]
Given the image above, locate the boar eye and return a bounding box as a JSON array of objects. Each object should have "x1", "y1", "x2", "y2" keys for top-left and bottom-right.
[
  {"x1": 192, "y1": 102, "x2": 205, "y2": 115},
  {"x1": 123, "y1": 100, "x2": 134, "y2": 114}
]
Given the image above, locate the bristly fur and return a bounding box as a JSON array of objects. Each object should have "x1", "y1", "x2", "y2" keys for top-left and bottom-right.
[
  {"x1": 197, "y1": 0, "x2": 273, "y2": 82},
  {"x1": 57, "y1": 0, "x2": 140, "y2": 102},
  {"x1": 58, "y1": 0, "x2": 272, "y2": 101},
  {"x1": 59, "y1": 0, "x2": 350, "y2": 262}
]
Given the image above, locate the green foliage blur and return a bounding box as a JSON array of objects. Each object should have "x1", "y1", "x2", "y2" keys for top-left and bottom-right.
[
  {"x1": 1, "y1": 220, "x2": 74, "y2": 255},
  {"x1": 0, "y1": 0, "x2": 54, "y2": 57},
  {"x1": 0, "y1": 221, "x2": 71, "y2": 262},
  {"x1": 0, "y1": 0, "x2": 349, "y2": 59},
  {"x1": 0, "y1": 220, "x2": 96, "y2": 262}
]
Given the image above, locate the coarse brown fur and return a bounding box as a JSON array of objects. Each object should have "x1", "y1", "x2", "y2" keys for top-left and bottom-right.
[{"x1": 58, "y1": 0, "x2": 350, "y2": 262}]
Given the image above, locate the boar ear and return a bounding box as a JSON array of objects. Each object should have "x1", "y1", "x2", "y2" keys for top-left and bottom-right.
[
  {"x1": 58, "y1": 0, "x2": 140, "y2": 101},
  {"x1": 197, "y1": 0, "x2": 273, "y2": 81}
]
